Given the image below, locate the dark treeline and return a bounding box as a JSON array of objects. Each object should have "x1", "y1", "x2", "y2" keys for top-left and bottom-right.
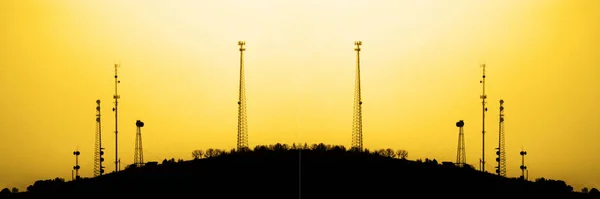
[{"x1": 2, "y1": 143, "x2": 600, "y2": 198}]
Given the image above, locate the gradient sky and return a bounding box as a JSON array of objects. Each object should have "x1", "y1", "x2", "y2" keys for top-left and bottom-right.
[{"x1": 1, "y1": 0, "x2": 599, "y2": 191}]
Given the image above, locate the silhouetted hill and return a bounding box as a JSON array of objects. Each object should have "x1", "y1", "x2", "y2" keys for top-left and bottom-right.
[{"x1": 4, "y1": 143, "x2": 599, "y2": 198}]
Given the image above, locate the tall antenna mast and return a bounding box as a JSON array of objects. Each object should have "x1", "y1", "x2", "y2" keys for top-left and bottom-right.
[
  {"x1": 112, "y1": 63, "x2": 121, "y2": 172},
  {"x1": 94, "y1": 100, "x2": 105, "y2": 177},
  {"x1": 455, "y1": 120, "x2": 466, "y2": 167},
  {"x1": 479, "y1": 64, "x2": 488, "y2": 172},
  {"x1": 237, "y1": 41, "x2": 249, "y2": 151},
  {"x1": 495, "y1": 99, "x2": 506, "y2": 176},
  {"x1": 73, "y1": 150, "x2": 81, "y2": 180},
  {"x1": 520, "y1": 149, "x2": 528, "y2": 180},
  {"x1": 134, "y1": 120, "x2": 145, "y2": 167},
  {"x1": 351, "y1": 41, "x2": 363, "y2": 151}
]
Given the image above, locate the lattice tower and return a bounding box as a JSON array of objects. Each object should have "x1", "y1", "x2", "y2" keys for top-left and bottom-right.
[
  {"x1": 456, "y1": 120, "x2": 466, "y2": 167},
  {"x1": 134, "y1": 120, "x2": 144, "y2": 167},
  {"x1": 94, "y1": 100, "x2": 103, "y2": 176},
  {"x1": 496, "y1": 100, "x2": 507, "y2": 176},
  {"x1": 351, "y1": 41, "x2": 363, "y2": 151},
  {"x1": 237, "y1": 41, "x2": 249, "y2": 150}
]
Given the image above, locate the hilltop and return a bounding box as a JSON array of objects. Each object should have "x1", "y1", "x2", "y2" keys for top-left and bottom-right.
[{"x1": 3, "y1": 143, "x2": 599, "y2": 198}]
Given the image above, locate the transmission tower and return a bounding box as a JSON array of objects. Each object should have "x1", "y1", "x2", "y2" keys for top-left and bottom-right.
[
  {"x1": 479, "y1": 64, "x2": 488, "y2": 172},
  {"x1": 134, "y1": 120, "x2": 145, "y2": 167},
  {"x1": 456, "y1": 120, "x2": 466, "y2": 167},
  {"x1": 520, "y1": 149, "x2": 528, "y2": 180},
  {"x1": 112, "y1": 63, "x2": 121, "y2": 172},
  {"x1": 495, "y1": 99, "x2": 506, "y2": 177},
  {"x1": 237, "y1": 41, "x2": 249, "y2": 151},
  {"x1": 94, "y1": 100, "x2": 105, "y2": 177},
  {"x1": 351, "y1": 41, "x2": 363, "y2": 151},
  {"x1": 73, "y1": 151, "x2": 81, "y2": 180}
]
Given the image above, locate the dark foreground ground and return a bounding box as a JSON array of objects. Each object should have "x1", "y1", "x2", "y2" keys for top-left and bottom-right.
[{"x1": 3, "y1": 144, "x2": 598, "y2": 198}]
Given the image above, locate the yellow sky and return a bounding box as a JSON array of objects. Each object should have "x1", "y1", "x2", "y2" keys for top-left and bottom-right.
[{"x1": 1, "y1": 0, "x2": 599, "y2": 191}]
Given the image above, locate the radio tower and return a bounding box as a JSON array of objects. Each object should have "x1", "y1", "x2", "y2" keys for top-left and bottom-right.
[
  {"x1": 73, "y1": 150, "x2": 81, "y2": 180},
  {"x1": 112, "y1": 63, "x2": 121, "y2": 172},
  {"x1": 94, "y1": 100, "x2": 105, "y2": 177},
  {"x1": 495, "y1": 99, "x2": 506, "y2": 177},
  {"x1": 134, "y1": 120, "x2": 145, "y2": 167},
  {"x1": 237, "y1": 41, "x2": 249, "y2": 151},
  {"x1": 456, "y1": 120, "x2": 466, "y2": 167},
  {"x1": 351, "y1": 41, "x2": 363, "y2": 151},
  {"x1": 520, "y1": 149, "x2": 528, "y2": 180},
  {"x1": 479, "y1": 64, "x2": 488, "y2": 172}
]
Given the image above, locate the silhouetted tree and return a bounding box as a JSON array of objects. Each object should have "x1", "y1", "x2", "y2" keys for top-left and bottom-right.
[
  {"x1": 372, "y1": 149, "x2": 381, "y2": 156},
  {"x1": 273, "y1": 143, "x2": 289, "y2": 151},
  {"x1": 311, "y1": 143, "x2": 329, "y2": 151},
  {"x1": 330, "y1": 145, "x2": 346, "y2": 152},
  {"x1": 254, "y1": 145, "x2": 268, "y2": 152},
  {"x1": 377, "y1": 148, "x2": 396, "y2": 158},
  {"x1": 161, "y1": 158, "x2": 176, "y2": 165},
  {"x1": 192, "y1": 150, "x2": 203, "y2": 159},
  {"x1": 26, "y1": 177, "x2": 65, "y2": 193},
  {"x1": 271, "y1": 143, "x2": 288, "y2": 151},
  {"x1": 396, "y1": 149, "x2": 408, "y2": 159},
  {"x1": 590, "y1": 188, "x2": 600, "y2": 196},
  {"x1": 582, "y1": 187, "x2": 589, "y2": 193},
  {"x1": 204, "y1": 148, "x2": 218, "y2": 158},
  {"x1": 534, "y1": 177, "x2": 573, "y2": 192},
  {"x1": 11, "y1": 187, "x2": 18, "y2": 193},
  {"x1": 348, "y1": 147, "x2": 361, "y2": 153},
  {"x1": 125, "y1": 163, "x2": 137, "y2": 170},
  {"x1": 536, "y1": 177, "x2": 546, "y2": 182},
  {"x1": 0, "y1": 188, "x2": 10, "y2": 195},
  {"x1": 217, "y1": 149, "x2": 226, "y2": 156}
]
